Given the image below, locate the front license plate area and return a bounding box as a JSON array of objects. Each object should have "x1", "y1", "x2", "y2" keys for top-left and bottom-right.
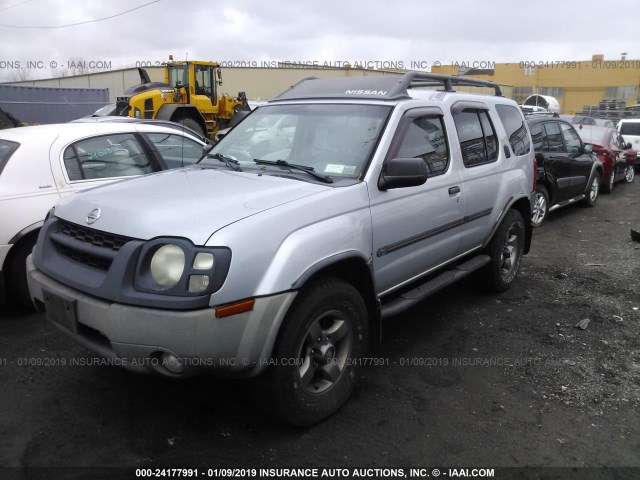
[{"x1": 43, "y1": 290, "x2": 78, "y2": 334}]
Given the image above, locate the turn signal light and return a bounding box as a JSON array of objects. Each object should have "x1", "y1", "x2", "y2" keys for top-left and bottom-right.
[{"x1": 215, "y1": 299, "x2": 255, "y2": 318}]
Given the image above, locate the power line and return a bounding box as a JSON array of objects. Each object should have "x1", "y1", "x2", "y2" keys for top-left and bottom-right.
[
  {"x1": 0, "y1": 0, "x2": 36, "y2": 12},
  {"x1": 0, "y1": 0, "x2": 162, "y2": 28}
]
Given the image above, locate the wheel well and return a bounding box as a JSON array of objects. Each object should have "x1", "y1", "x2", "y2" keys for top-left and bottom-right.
[
  {"x1": 299, "y1": 257, "x2": 380, "y2": 344},
  {"x1": 170, "y1": 109, "x2": 206, "y2": 131},
  {"x1": 5, "y1": 230, "x2": 39, "y2": 270},
  {"x1": 510, "y1": 198, "x2": 533, "y2": 254}
]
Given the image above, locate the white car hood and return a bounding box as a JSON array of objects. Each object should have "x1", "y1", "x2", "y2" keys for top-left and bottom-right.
[{"x1": 54, "y1": 167, "x2": 330, "y2": 245}]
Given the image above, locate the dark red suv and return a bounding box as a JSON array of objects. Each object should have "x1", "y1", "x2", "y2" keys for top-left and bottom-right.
[{"x1": 576, "y1": 124, "x2": 636, "y2": 192}]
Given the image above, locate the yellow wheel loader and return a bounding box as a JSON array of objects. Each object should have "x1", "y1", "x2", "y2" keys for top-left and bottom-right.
[{"x1": 115, "y1": 59, "x2": 250, "y2": 139}]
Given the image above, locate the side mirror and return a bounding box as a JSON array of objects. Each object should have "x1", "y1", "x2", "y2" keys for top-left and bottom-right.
[
  {"x1": 378, "y1": 157, "x2": 428, "y2": 190},
  {"x1": 583, "y1": 144, "x2": 593, "y2": 154},
  {"x1": 569, "y1": 146, "x2": 581, "y2": 157}
]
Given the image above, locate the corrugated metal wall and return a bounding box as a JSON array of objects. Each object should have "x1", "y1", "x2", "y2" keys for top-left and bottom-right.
[{"x1": 0, "y1": 84, "x2": 109, "y2": 124}]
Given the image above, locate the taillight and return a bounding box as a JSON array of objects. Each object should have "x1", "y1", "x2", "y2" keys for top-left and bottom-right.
[{"x1": 532, "y1": 157, "x2": 537, "y2": 192}]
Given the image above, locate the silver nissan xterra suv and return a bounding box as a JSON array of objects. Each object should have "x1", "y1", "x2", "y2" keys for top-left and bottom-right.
[{"x1": 27, "y1": 73, "x2": 536, "y2": 426}]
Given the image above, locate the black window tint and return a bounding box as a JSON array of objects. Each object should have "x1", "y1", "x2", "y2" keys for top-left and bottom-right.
[
  {"x1": 63, "y1": 133, "x2": 152, "y2": 181},
  {"x1": 453, "y1": 109, "x2": 499, "y2": 167},
  {"x1": 0, "y1": 139, "x2": 20, "y2": 176},
  {"x1": 396, "y1": 116, "x2": 449, "y2": 175},
  {"x1": 530, "y1": 124, "x2": 544, "y2": 151},
  {"x1": 480, "y1": 111, "x2": 498, "y2": 161},
  {"x1": 145, "y1": 133, "x2": 204, "y2": 168},
  {"x1": 542, "y1": 122, "x2": 564, "y2": 152},
  {"x1": 620, "y1": 122, "x2": 640, "y2": 136},
  {"x1": 496, "y1": 104, "x2": 531, "y2": 156}
]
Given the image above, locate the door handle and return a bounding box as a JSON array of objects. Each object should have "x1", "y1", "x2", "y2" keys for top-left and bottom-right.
[{"x1": 448, "y1": 186, "x2": 461, "y2": 195}]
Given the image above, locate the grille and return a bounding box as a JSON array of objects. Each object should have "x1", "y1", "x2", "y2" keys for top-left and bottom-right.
[
  {"x1": 59, "y1": 220, "x2": 131, "y2": 251},
  {"x1": 55, "y1": 220, "x2": 134, "y2": 271},
  {"x1": 58, "y1": 244, "x2": 112, "y2": 271}
]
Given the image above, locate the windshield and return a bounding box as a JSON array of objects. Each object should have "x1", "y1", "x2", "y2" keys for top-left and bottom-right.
[{"x1": 204, "y1": 104, "x2": 391, "y2": 181}]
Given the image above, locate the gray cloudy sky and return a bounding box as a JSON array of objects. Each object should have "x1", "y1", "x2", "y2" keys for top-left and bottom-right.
[{"x1": 0, "y1": 0, "x2": 638, "y2": 82}]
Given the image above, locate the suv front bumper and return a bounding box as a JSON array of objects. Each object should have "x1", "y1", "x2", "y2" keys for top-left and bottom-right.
[{"x1": 26, "y1": 255, "x2": 296, "y2": 378}]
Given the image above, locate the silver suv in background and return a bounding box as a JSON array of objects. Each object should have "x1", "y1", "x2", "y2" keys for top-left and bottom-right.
[{"x1": 27, "y1": 73, "x2": 536, "y2": 425}]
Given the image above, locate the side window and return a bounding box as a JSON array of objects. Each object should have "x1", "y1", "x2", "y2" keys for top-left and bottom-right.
[
  {"x1": 559, "y1": 123, "x2": 581, "y2": 153},
  {"x1": 542, "y1": 122, "x2": 564, "y2": 152},
  {"x1": 452, "y1": 109, "x2": 498, "y2": 167},
  {"x1": 396, "y1": 115, "x2": 449, "y2": 176},
  {"x1": 530, "y1": 124, "x2": 544, "y2": 151},
  {"x1": 495, "y1": 104, "x2": 531, "y2": 156},
  {"x1": 145, "y1": 133, "x2": 204, "y2": 168},
  {"x1": 62, "y1": 133, "x2": 152, "y2": 181}
]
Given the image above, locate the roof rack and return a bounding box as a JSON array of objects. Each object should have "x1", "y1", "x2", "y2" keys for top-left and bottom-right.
[{"x1": 272, "y1": 72, "x2": 503, "y2": 102}]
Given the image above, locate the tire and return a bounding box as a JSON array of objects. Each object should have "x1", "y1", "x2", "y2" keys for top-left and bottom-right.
[
  {"x1": 248, "y1": 278, "x2": 368, "y2": 426},
  {"x1": 624, "y1": 165, "x2": 635, "y2": 183},
  {"x1": 176, "y1": 117, "x2": 205, "y2": 138},
  {"x1": 531, "y1": 185, "x2": 549, "y2": 228},
  {"x1": 473, "y1": 210, "x2": 525, "y2": 293},
  {"x1": 579, "y1": 174, "x2": 600, "y2": 207},
  {"x1": 5, "y1": 235, "x2": 37, "y2": 310},
  {"x1": 602, "y1": 168, "x2": 615, "y2": 193}
]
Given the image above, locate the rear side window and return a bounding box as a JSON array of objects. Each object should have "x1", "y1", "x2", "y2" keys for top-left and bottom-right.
[
  {"x1": 495, "y1": 105, "x2": 531, "y2": 156},
  {"x1": 395, "y1": 116, "x2": 449, "y2": 176},
  {"x1": 145, "y1": 133, "x2": 204, "y2": 168},
  {"x1": 619, "y1": 122, "x2": 640, "y2": 136},
  {"x1": 453, "y1": 109, "x2": 498, "y2": 167},
  {"x1": 63, "y1": 133, "x2": 152, "y2": 181},
  {"x1": 0, "y1": 139, "x2": 20, "y2": 176}
]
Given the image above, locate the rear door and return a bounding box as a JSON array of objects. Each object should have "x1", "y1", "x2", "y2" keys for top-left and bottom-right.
[
  {"x1": 451, "y1": 104, "x2": 505, "y2": 252},
  {"x1": 535, "y1": 121, "x2": 574, "y2": 201}
]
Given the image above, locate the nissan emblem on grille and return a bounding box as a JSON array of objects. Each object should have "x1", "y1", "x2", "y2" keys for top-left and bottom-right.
[{"x1": 86, "y1": 208, "x2": 101, "y2": 225}]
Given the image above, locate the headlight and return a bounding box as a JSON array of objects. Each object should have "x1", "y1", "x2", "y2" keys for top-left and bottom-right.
[
  {"x1": 134, "y1": 238, "x2": 231, "y2": 297},
  {"x1": 150, "y1": 244, "x2": 185, "y2": 287}
]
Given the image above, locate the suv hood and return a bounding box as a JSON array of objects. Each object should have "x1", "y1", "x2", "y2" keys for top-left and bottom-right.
[{"x1": 54, "y1": 167, "x2": 330, "y2": 245}]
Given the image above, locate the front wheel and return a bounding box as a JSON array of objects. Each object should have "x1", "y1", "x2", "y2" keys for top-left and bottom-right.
[
  {"x1": 624, "y1": 165, "x2": 635, "y2": 183},
  {"x1": 248, "y1": 278, "x2": 368, "y2": 426},
  {"x1": 474, "y1": 209, "x2": 524, "y2": 292},
  {"x1": 176, "y1": 117, "x2": 205, "y2": 138}
]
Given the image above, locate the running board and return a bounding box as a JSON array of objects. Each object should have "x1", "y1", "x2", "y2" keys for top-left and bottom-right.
[
  {"x1": 548, "y1": 194, "x2": 585, "y2": 212},
  {"x1": 380, "y1": 254, "x2": 491, "y2": 319}
]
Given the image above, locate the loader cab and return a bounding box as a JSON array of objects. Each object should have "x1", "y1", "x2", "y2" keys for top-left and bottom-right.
[{"x1": 166, "y1": 61, "x2": 219, "y2": 112}]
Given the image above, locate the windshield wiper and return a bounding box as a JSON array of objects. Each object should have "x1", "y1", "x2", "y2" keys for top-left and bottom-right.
[
  {"x1": 201, "y1": 152, "x2": 243, "y2": 171},
  {"x1": 253, "y1": 159, "x2": 333, "y2": 184}
]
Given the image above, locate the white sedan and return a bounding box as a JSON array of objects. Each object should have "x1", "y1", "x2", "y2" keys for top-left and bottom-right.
[{"x1": 0, "y1": 121, "x2": 207, "y2": 307}]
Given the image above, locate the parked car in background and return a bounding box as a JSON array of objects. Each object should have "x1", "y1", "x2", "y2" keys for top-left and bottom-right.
[
  {"x1": 617, "y1": 119, "x2": 640, "y2": 168},
  {"x1": 576, "y1": 124, "x2": 636, "y2": 191},
  {"x1": 572, "y1": 115, "x2": 616, "y2": 128},
  {"x1": 0, "y1": 122, "x2": 207, "y2": 307},
  {"x1": 526, "y1": 116, "x2": 603, "y2": 227}
]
